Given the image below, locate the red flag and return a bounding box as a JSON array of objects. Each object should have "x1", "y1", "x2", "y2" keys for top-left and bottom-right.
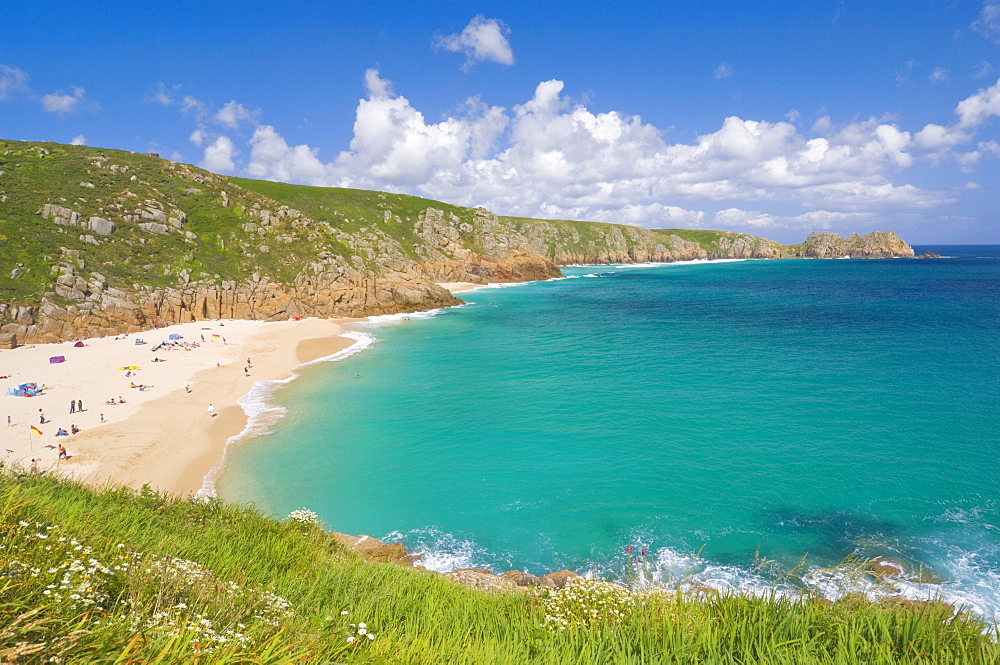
[{"x1": 30, "y1": 426, "x2": 42, "y2": 436}]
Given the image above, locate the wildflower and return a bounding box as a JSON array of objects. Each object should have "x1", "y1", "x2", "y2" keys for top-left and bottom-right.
[{"x1": 287, "y1": 508, "x2": 319, "y2": 526}]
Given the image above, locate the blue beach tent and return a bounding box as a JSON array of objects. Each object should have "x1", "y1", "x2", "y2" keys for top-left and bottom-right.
[{"x1": 6, "y1": 382, "x2": 39, "y2": 397}]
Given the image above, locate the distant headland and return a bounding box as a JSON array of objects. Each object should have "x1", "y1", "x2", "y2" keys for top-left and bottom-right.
[{"x1": 0, "y1": 139, "x2": 913, "y2": 344}]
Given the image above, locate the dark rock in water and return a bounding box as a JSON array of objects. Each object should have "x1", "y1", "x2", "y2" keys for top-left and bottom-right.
[
  {"x1": 870, "y1": 558, "x2": 907, "y2": 578},
  {"x1": 918, "y1": 251, "x2": 941, "y2": 259},
  {"x1": 542, "y1": 570, "x2": 582, "y2": 589},
  {"x1": 501, "y1": 570, "x2": 556, "y2": 587},
  {"x1": 331, "y1": 532, "x2": 420, "y2": 565}
]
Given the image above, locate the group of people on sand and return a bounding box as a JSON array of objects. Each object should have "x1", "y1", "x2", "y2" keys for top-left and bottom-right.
[
  {"x1": 27, "y1": 441, "x2": 70, "y2": 476},
  {"x1": 158, "y1": 340, "x2": 200, "y2": 351},
  {"x1": 105, "y1": 396, "x2": 127, "y2": 405}
]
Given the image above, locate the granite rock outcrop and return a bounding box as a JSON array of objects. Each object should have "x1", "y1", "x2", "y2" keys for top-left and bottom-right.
[{"x1": 0, "y1": 139, "x2": 916, "y2": 343}]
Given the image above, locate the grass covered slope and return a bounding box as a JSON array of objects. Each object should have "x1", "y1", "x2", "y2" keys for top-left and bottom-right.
[
  {"x1": 0, "y1": 138, "x2": 856, "y2": 316},
  {"x1": 1, "y1": 473, "x2": 995, "y2": 664}
]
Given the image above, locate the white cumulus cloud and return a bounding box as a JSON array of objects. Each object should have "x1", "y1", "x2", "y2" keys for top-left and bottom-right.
[
  {"x1": 41, "y1": 86, "x2": 87, "y2": 114},
  {"x1": 181, "y1": 95, "x2": 207, "y2": 120},
  {"x1": 0, "y1": 64, "x2": 28, "y2": 101},
  {"x1": 955, "y1": 77, "x2": 1000, "y2": 128},
  {"x1": 972, "y1": 61, "x2": 994, "y2": 79},
  {"x1": 247, "y1": 125, "x2": 331, "y2": 184},
  {"x1": 714, "y1": 63, "x2": 733, "y2": 80},
  {"x1": 929, "y1": 67, "x2": 950, "y2": 83},
  {"x1": 70, "y1": 134, "x2": 86, "y2": 146},
  {"x1": 201, "y1": 135, "x2": 237, "y2": 173},
  {"x1": 189, "y1": 129, "x2": 206, "y2": 147},
  {"x1": 435, "y1": 16, "x2": 514, "y2": 70},
  {"x1": 197, "y1": 71, "x2": 1000, "y2": 235},
  {"x1": 972, "y1": 2, "x2": 1000, "y2": 43},
  {"x1": 214, "y1": 100, "x2": 260, "y2": 129},
  {"x1": 150, "y1": 82, "x2": 181, "y2": 106},
  {"x1": 364, "y1": 68, "x2": 393, "y2": 99}
]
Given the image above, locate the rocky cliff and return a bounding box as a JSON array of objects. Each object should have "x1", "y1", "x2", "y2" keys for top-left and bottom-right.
[{"x1": 0, "y1": 139, "x2": 913, "y2": 344}]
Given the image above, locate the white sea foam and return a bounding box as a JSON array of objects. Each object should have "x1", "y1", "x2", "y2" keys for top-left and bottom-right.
[
  {"x1": 382, "y1": 528, "x2": 496, "y2": 573},
  {"x1": 390, "y1": 527, "x2": 1000, "y2": 622},
  {"x1": 608, "y1": 258, "x2": 748, "y2": 269},
  {"x1": 360, "y1": 309, "x2": 447, "y2": 326},
  {"x1": 197, "y1": 331, "x2": 375, "y2": 497}
]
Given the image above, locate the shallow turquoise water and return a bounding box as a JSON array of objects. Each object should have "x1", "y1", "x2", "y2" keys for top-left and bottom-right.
[{"x1": 219, "y1": 247, "x2": 1000, "y2": 614}]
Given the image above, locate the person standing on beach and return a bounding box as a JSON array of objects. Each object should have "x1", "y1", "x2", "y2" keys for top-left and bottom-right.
[
  {"x1": 208, "y1": 403, "x2": 215, "y2": 417},
  {"x1": 70, "y1": 399, "x2": 76, "y2": 414},
  {"x1": 29, "y1": 459, "x2": 37, "y2": 475},
  {"x1": 185, "y1": 381, "x2": 190, "y2": 393},
  {"x1": 77, "y1": 398, "x2": 84, "y2": 412},
  {"x1": 57, "y1": 443, "x2": 68, "y2": 460},
  {"x1": 6, "y1": 415, "x2": 10, "y2": 427},
  {"x1": 38, "y1": 409, "x2": 44, "y2": 424}
]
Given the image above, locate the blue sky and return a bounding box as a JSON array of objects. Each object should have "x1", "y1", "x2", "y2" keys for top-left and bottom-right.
[{"x1": 2, "y1": 1, "x2": 999, "y2": 243}]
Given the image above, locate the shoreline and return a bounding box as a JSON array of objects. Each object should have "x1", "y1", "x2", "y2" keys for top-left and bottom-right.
[
  {"x1": 0, "y1": 283, "x2": 480, "y2": 498},
  {"x1": 0, "y1": 317, "x2": 357, "y2": 496},
  {"x1": 0, "y1": 261, "x2": 890, "y2": 497},
  {"x1": 196, "y1": 330, "x2": 376, "y2": 498}
]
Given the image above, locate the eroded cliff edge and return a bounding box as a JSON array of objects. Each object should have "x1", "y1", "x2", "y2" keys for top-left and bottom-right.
[{"x1": 0, "y1": 140, "x2": 914, "y2": 343}]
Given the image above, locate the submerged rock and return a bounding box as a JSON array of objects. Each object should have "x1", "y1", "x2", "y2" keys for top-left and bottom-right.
[
  {"x1": 542, "y1": 570, "x2": 582, "y2": 589},
  {"x1": 869, "y1": 558, "x2": 907, "y2": 578},
  {"x1": 331, "y1": 532, "x2": 421, "y2": 566},
  {"x1": 501, "y1": 570, "x2": 556, "y2": 588}
]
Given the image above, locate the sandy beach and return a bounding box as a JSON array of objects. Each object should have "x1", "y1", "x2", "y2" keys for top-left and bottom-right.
[
  {"x1": 0, "y1": 317, "x2": 356, "y2": 495},
  {"x1": 436, "y1": 282, "x2": 484, "y2": 294},
  {"x1": 0, "y1": 283, "x2": 478, "y2": 497}
]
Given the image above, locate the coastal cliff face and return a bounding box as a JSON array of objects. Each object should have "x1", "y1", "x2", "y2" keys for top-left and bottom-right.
[{"x1": 0, "y1": 139, "x2": 914, "y2": 343}]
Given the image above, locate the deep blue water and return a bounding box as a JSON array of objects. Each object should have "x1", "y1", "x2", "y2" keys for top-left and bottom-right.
[{"x1": 218, "y1": 246, "x2": 1000, "y2": 614}]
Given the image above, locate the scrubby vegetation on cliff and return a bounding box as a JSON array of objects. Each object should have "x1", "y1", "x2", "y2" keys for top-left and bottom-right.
[
  {"x1": 0, "y1": 139, "x2": 913, "y2": 343},
  {"x1": 0, "y1": 472, "x2": 995, "y2": 664}
]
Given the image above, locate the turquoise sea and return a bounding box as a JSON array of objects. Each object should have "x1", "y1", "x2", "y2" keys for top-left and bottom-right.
[{"x1": 217, "y1": 246, "x2": 1000, "y2": 616}]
